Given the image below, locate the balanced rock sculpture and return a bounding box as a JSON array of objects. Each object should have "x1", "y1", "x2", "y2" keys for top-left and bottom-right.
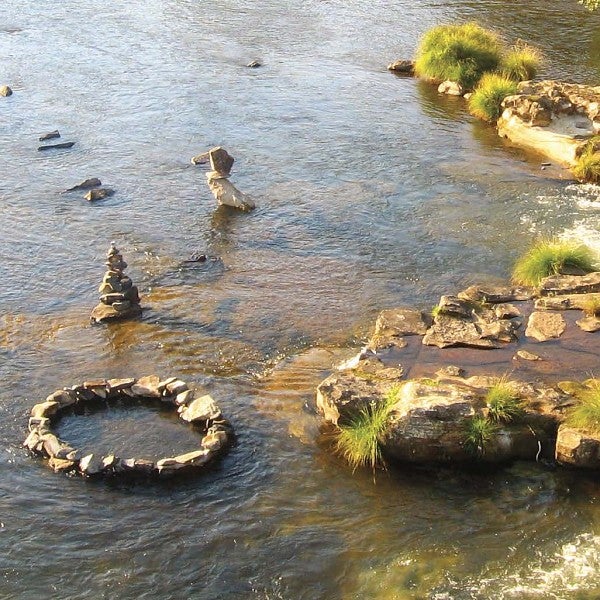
[
  {"x1": 205, "y1": 146, "x2": 255, "y2": 211},
  {"x1": 91, "y1": 243, "x2": 142, "y2": 323}
]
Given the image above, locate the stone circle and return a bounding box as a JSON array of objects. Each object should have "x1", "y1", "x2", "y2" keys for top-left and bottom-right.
[{"x1": 23, "y1": 375, "x2": 233, "y2": 478}]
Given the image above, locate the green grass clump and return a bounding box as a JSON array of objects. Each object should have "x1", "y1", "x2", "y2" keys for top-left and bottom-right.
[
  {"x1": 511, "y1": 238, "x2": 597, "y2": 286},
  {"x1": 566, "y1": 381, "x2": 600, "y2": 434},
  {"x1": 485, "y1": 378, "x2": 524, "y2": 423},
  {"x1": 334, "y1": 385, "x2": 401, "y2": 472},
  {"x1": 500, "y1": 43, "x2": 541, "y2": 81},
  {"x1": 582, "y1": 296, "x2": 600, "y2": 317},
  {"x1": 468, "y1": 73, "x2": 517, "y2": 122},
  {"x1": 414, "y1": 23, "x2": 502, "y2": 89},
  {"x1": 573, "y1": 136, "x2": 600, "y2": 184},
  {"x1": 464, "y1": 416, "x2": 498, "y2": 455}
]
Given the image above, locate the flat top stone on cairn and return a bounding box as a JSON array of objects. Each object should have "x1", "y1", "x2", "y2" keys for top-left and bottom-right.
[
  {"x1": 91, "y1": 243, "x2": 142, "y2": 324},
  {"x1": 209, "y1": 146, "x2": 234, "y2": 177}
]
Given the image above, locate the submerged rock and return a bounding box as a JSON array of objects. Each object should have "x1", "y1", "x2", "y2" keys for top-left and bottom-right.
[
  {"x1": 387, "y1": 60, "x2": 415, "y2": 75},
  {"x1": 38, "y1": 141, "x2": 75, "y2": 151}
]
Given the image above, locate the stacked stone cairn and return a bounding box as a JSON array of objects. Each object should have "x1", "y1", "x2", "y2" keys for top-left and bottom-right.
[
  {"x1": 91, "y1": 243, "x2": 142, "y2": 323},
  {"x1": 203, "y1": 146, "x2": 255, "y2": 211},
  {"x1": 23, "y1": 375, "x2": 234, "y2": 478}
]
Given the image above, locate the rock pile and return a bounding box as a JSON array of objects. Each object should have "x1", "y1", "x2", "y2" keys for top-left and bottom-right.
[
  {"x1": 90, "y1": 243, "x2": 142, "y2": 323},
  {"x1": 23, "y1": 376, "x2": 233, "y2": 478},
  {"x1": 203, "y1": 146, "x2": 255, "y2": 211}
]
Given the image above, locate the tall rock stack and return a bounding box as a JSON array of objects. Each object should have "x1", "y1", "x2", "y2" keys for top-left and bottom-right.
[
  {"x1": 205, "y1": 146, "x2": 255, "y2": 211},
  {"x1": 91, "y1": 244, "x2": 142, "y2": 323}
]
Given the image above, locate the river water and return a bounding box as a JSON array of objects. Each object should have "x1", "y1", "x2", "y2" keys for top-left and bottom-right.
[{"x1": 1, "y1": 1, "x2": 600, "y2": 598}]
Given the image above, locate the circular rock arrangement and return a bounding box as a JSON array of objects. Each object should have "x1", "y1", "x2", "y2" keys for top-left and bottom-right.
[{"x1": 23, "y1": 375, "x2": 233, "y2": 478}]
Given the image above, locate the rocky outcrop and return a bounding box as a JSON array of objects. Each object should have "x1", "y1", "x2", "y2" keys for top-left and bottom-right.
[
  {"x1": 23, "y1": 376, "x2": 233, "y2": 478},
  {"x1": 317, "y1": 271, "x2": 600, "y2": 470},
  {"x1": 497, "y1": 80, "x2": 600, "y2": 168},
  {"x1": 90, "y1": 243, "x2": 142, "y2": 323}
]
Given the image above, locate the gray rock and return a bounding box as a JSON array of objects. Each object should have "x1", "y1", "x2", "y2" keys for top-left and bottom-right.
[
  {"x1": 175, "y1": 389, "x2": 195, "y2": 406},
  {"x1": 372, "y1": 307, "x2": 430, "y2": 338},
  {"x1": 131, "y1": 375, "x2": 162, "y2": 398},
  {"x1": 438, "y1": 80, "x2": 463, "y2": 96},
  {"x1": 38, "y1": 141, "x2": 75, "y2": 151},
  {"x1": 85, "y1": 188, "x2": 114, "y2": 201},
  {"x1": 387, "y1": 60, "x2": 415, "y2": 75},
  {"x1": 422, "y1": 314, "x2": 501, "y2": 349},
  {"x1": 576, "y1": 316, "x2": 600, "y2": 332},
  {"x1": 208, "y1": 146, "x2": 234, "y2": 176},
  {"x1": 556, "y1": 425, "x2": 600, "y2": 468},
  {"x1": 540, "y1": 272, "x2": 600, "y2": 296},
  {"x1": 494, "y1": 303, "x2": 521, "y2": 319},
  {"x1": 79, "y1": 454, "x2": 105, "y2": 476},
  {"x1": 39, "y1": 130, "x2": 60, "y2": 141},
  {"x1": 178, "y1": 394, "x2": 222, "y2": 423},
  {"x1": 206, "y1": 171, "x2": 255, "y2": 210},
  {"x1": 515, "y1": 350, "x2": 542, "y2": 361},
  {"x1": 458, "y1": 284, "x2": 533, "y2": 303},
  {"x1": 525, "y1": 311, "x2": 566, "y2": 341},
  {"x1": 62, "y1": 177, "x2": 101, "y2": 193},
  {"x1": 247, "y1": 60, "x2": 262, "y2": 68},
  {"x1": 191, "y1": 152, "x2": 209, "y2": 165},
  {"x1": 165, "y1": 379, "x2": 188, "y2": 396}
]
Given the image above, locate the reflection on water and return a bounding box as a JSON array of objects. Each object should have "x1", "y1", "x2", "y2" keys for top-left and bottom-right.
[{"x1": 1, "y1": 0, "x2": 600, "y2": 598}]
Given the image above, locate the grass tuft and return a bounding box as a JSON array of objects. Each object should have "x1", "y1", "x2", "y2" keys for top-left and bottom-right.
[
  {"x1": 414, "y1": 23, "x2": 502, "y2": 89},
  {"x1": 464, "y1": 416, "x2": 498, "y2": 456},
  {"x1": 582, "y1": 296, "x2": 600, "y2": 317},
  {"x1": 485, "y1": 377, "x2": 524, "y2": 423},
  {"x1": 573, "y1": 136, "x2": 600, "y2": 184},
  {"x1": 500, "y1": 43, "x2": 541, "y2": 81},
  {"x1": 566, "y1": 380, "x2": 600, "y2": 434},
  {"x1": 468, "y1": 73, "x2": 517, "y2": 122},
  {"x1": 334, "y1": 385, "x2": 401, "y2": 472},
  {"x1": 511, "y1": 238, "x2": 596, "y2": 286}
]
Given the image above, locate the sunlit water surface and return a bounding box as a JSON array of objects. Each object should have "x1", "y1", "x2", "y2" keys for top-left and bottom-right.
[{"x1": 1, "y1": 1, "x2": 600, "y2": 598}]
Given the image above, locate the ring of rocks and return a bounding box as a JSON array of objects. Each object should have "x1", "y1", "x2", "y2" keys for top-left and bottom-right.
[{"x1": 23, "y1": 375, "x2": 233, "y2": 478}]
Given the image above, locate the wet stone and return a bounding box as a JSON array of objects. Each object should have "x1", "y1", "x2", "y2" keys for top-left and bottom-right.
[
  {"x1": 576, "y1": 316, "x2": 600, "y2": 332},
  {"x1": 525, "y1": 311, "x2": 566, "y2": 342},
  {"x1": 85, "y1": 188, "x2": 114, "y2": 202},
  {"x1": 208, "y1": 146, "x2": 234, "y2": 176}
]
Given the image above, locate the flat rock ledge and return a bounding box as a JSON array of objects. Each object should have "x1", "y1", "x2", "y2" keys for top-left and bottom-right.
[
  {"x1": 23, "y1": 375, "x2": 233, "y2": 478},
  {"x1": 317, "y1": 273, "x2": 600, "y2": 470},
  {"x1": 497, "y1": 80, "x2": 600, "y2": 169}
]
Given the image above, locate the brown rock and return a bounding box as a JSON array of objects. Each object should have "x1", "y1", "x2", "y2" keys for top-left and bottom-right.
[
  {"x1": 209, "y1": 147, "x2": 234, "y2": 176},
  {"x1": 525, "y1": 311, "x2": 566, "y2": 341},
  {"x1": 178, "y1": 394, "x2": 222, "y2": 423},
  {"x1": 556, "y1": 425, "x2": 600, "y2": 468},
  {"x1": 49, "y1": 458, "x2": 76, "y2": 472},
  {"x1": 422, "y1": 314, "x2": 502, "y2": 349},
  {"x1": 131, "y1": 375, "x2": 162, "y2": 398},
  {"x1": 85, "y1": 188, "x2": 114, "y2": 201},
  {"x1": 576, "y1": 316, "x2": 600, "y2": 332},
  {"x1": 387, "y1": 60, "x2": 415, "y2": 75},
  {"x1": 0, "y1": 85, "x2": 13, "y2": 97},
  {"x1": 540, "y1": 272, "x2": 600, "y2": 296}
]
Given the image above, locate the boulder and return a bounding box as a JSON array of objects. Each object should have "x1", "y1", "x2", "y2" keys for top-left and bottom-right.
[
  {"x1": 438, "y1": 80, "x2": 463, "y2": 96},
  {"x1": 178, "y1": 394, "x2": 222, "y2": 423},
  {"x1": 0, "y1": 85, "x2": 13, "y2": 97},
  {"x1": 525, "y1": 311, "x2": 566, "y2": 341},
  {"x1": 576, "y1": 316, "x2": 600, "y2": 332},
  {"x1": 556, "y1": 425, "x2": 600, "y2": 468},
  {"x1": 387, "y1": 60, "x2": 415, "y2": 75},
  {"x1": 208, "y1": 147, "x2": 234, "y2": 176},
  {"x1": 131, "y1": 375, "x2": 162, "y2": 398},
  {"x1": 316, "y1": 372, "x2": 393, "y2": 426},
  {"x1": 206, "y1": 172, "x2": 255, "y2": 210},
  {"x1": 422, "y1": 314, "x2": 503, "y2": 349},
  {"x1": 85, "y1": 188, "x2": 114, "y2": 202},
  {"x1": 79, "y1": 454, "x2": 105, "y2": 476}
]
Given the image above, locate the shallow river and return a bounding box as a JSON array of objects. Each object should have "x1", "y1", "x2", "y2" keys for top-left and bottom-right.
[{"x1": 1, "y1": 1, "x2": 600, "y2": 598}]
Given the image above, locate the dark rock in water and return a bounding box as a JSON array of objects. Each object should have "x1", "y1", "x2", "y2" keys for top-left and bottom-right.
[
  {"x1": 39, "y1": 130, "x2": 60, "y2": 141},
  {"x1": 62, "y1": 177, "x2": 102, "y2": 193},
  {"x1": 0, "y1": 85, "x2": 13, "y2": 97},
  {"x1": 191, "y1": 152, "x2": 210, "y2": 165},
  {"x1": 247, "y1": 60, "x2": 261, "y2": 68},
  {"x1": 38, "y1": 141, "x2": 75, "y2": 151},
  {"x1": 387, "y1": 60, "x2": 415, "y2": 75},
  {"x1": 209, "y1": 146, "x2": 234, "y2": 176},
  {"x1": 85, "y1": 188, "x2": 114, "y2": 201},
  {"x1": 183, "y1": 253, "x2": 208, "y2": 263}
]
